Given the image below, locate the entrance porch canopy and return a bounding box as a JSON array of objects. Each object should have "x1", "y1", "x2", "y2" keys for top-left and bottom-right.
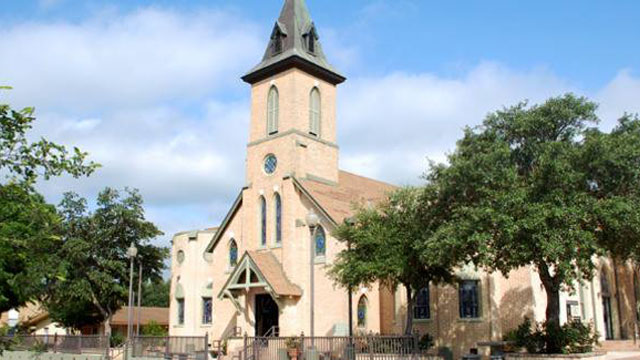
[{"x1": 218, "y1": 251, "x2": 302, "y2": 312}]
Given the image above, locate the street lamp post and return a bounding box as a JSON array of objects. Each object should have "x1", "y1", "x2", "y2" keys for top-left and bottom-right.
[
  {"x1": 305, "y1": 211, "x2": 320, "y2": 343},
  {"x1": 136, "y1": 262, "x2": 143, "y2": 336},
  {"x1": 127, "y1": 243, "x2": 138, "y2": 340}
]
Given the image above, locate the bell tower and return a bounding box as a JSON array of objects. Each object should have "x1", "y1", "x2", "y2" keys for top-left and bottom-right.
[{"x1": 242, "y1": 0, "x2": 346, "y2": 185}]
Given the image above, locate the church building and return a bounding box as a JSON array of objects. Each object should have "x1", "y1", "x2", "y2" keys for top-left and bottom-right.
[
  {"x1": 170, "y1": 0, "x2": 395, "y2": 342},
  {"x1": 169, "y1": 0, "x2": 640, "y2": 358}
]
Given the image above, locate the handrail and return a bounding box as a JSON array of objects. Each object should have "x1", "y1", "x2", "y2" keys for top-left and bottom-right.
[{"x1": 263, "y1": 326, "x2": 280, "y2": 338}]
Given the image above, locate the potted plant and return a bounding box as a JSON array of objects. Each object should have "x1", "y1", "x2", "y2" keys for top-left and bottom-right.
[{"x1": 285, "y1": 337, "x2": 302, "y2": 359}]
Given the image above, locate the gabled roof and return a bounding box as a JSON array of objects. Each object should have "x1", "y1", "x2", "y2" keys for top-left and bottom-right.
[
  {"x1": 219, "y1": 251, "x2": 302, "y2": 299},
  {"x1": 296, "y1": 170, "x2": 396, "y2": 224},
  {"x1": 242, "y1": 0, "x2": 345, "y2": 85}
]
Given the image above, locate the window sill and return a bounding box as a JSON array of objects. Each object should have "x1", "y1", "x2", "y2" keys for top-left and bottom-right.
[
  {"x1": 173, "y1": 325, "x2": 184, "y2": 328},
  {"x1": 457, "y1": 317, "x2": 484, "y2": 323},
  {"x1": 201, "y1": 324, "x2": 213, "y2": 328},
  {"x1": 413, "y1": 318, "x2": 432, "y2": 323},
  {"x1": 271, "y1": 244, "x2": 282, "y2": 249},
  {"x1": 314, "y1": 256, "x2": 326, "y2": 264}
]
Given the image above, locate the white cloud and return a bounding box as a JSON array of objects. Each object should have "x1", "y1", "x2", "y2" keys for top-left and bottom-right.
[
  {"x1": 1, "y1": 5, "x2": 638, "y2": 256},
  {"x1": 338, "y1": 64, "x2": 640, "y2": 185}
]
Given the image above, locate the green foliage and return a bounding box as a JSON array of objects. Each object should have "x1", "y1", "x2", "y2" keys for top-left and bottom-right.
[
  {"x1": 0, "y1": 184, "x2": 62, "y2": 313},
  {"x1": 141, "y1": 280, "x2": 170, "y2": 308},
  {"x1": 0, "y1": 98, "x2": 98, "y2": 318},
  {"x1": 141, "y1": 320, "x2": 168, "y2": 336},
  {"x1": 0, "y1": 102, "x2": 99, "y2": 185},
  {"x1": 284, "y1": 337, "x2": 301, "y2": 350},
  {"x1": 330, "y1": 187, "x2": 459, "y2": 334},
  {"x1": 110, "y1": 332, "x2": 126, "y2": 347},
  {"x1": 426, "y1": 94, "x2": 640, "y2": 351},
  {"x1": 505, "y1": 318, "x2": 598, "y2": 354},
  {"x1": 43, "y1": 188, "x2": 168, "y2": 333},
  {"x1": 418, "y1": 334, "x2": 434, "y2": 351}
]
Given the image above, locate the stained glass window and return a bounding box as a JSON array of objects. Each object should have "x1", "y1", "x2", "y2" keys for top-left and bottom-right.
[
  {"x1": 267, "y1": 87, "x2": 279, "y2": 135},
  {"x1": 275, "y1": 193, "x2": 282, "y2": 244},
  {"x1": 229, "y1": 239, "x2": 238, "y2": 267},
  {"x1": 264, "y1": 154, "x2": 277, "y2": 175},
  {"x1": 357, "y1": 296, "x2": 367, "y2": 328},
  {"x1": 177, "y1": 299, "x2": 185, "y2": 325},
  {"x1": 309, "y1": 88, "x2": 321, "y2": 136},
  {"x1": 202, "y1": 297, "x2": 213, "y2": 324},
  {"x1": 414, "y1": 287, "x2": 430, "y2": 319},
  {"x1": 315, "y1": 226, "x2": 326, "y2": 257},
  {"x1": 459, "y1": 280, "x2": 480, "y2": 319},
  {"x1": 260, "y1": 196, "x2": 267, "y2": 246}
]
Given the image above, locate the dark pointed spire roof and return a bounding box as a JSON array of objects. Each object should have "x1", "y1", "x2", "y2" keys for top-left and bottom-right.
[{"x1": 242, "y1": 0, "x2": 346, "y2": 85}]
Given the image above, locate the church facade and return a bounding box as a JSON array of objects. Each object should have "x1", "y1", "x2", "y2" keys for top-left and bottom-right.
[{"x1": 169, "y1": 0, "x2": 640, "y2": 358}]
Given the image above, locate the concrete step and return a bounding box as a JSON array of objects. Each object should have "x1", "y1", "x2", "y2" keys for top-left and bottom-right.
[{"x1": 599, "y1": 340, "x2": 640, "y2": 351}]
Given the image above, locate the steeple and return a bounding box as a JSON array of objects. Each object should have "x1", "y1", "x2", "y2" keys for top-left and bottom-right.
[{"x1": 242, "y1": 0, "x2": 346, "y2": 85}]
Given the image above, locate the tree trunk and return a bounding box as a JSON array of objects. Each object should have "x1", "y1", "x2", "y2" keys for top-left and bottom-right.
[
  {"x1": 404, "y1": 284, "x2": 414, "y2": 335},
  {"x1": 538, "y1": 263, "x2": 562, "y2": 353},
  {"x1": 103, "y1": 314, "x2": 112, "y2": 338}
]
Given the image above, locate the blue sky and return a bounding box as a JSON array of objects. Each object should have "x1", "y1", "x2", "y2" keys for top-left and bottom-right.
[{"x1": 1, "y1": 0, "x2": 639, "y2": 255}]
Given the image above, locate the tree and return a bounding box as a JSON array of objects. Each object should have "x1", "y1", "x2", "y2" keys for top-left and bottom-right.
[
  {"x1": 426, "y1": 94, "x2": 640, "y2": 352},
  {"x1": 329, "y1": 187, "x2": 458, "y2": 334},
  {"x1": 141, "y1": 280, "x2": 170, "y2": 308},
  {"x1": 0, "y1": 100, "x2": 99, "y2": 185},
  {"x1": 44, "y1": 188, "x2": 168, "y2": 336},
  {"x1": 0, "y1": 95, "x2": 98, "y2": 315},
  {"x1": 0, "y1": 185, "x2": 62, "y2": 314}
]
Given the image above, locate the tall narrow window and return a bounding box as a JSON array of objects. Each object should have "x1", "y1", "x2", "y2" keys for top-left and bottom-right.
[
  {"x1": 357, "y1": 296, "x2": 368, "y2": 328},
  {"x1": 267, "y1": 87, "x2": 279, "y2": 135},
  {"x1": 315, "y1": 226, "x2": 326, "y2": 257},
  {"x1": 309, "y1": 88, "x2": 321, "y2": 136},
  {"x1": 229, "y1": 239, "x2": 238, "y2": 268},
  {"x1": 459, "y1": 280, "x2": 480, "y2": 319},
  {"x1": 177, "y1": 299, "x2": 185, "y2": 325},
  {"x1": 414, "y1": 287, "x2": 430, "y2": 320},
  {"x1": 274, "y1": 193, "x2": 282, "y2": 244},
  {"x1": 202, "y1": 297, "x2": 213, "y2": 324},
  {"x1": 260, "y1": 196, "x2": 267, "y2": 246}
]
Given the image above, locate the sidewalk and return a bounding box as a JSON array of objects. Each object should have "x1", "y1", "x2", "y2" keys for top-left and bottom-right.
[{"x1": 606, "y1": 351, "x2": 640, "y2": 359}]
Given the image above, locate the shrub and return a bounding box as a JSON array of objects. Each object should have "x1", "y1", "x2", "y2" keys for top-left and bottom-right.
[
  {"x1": 504, "y1": 317, "x2": 599, "y2": 354},
  {"x1": 418, "y1": 334, "x2": 434, "y2": 351},
  {"x1": 141, "y1": 321, "x2": 168, "y2": 336},
  {"x1": 110, "y1": 333, "x2": 126, "y2": 347}
]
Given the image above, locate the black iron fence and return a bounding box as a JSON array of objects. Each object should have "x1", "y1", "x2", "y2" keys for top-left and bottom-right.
[
  {"x1": 0, "y1": 334, "x2": 109, "y2": 354},
  {"x1": 241, "y1": 335, "x2": 442, "y2": 360},
  {"x1": 130, "y1": 335, "x2": 208, "y2": 359}
]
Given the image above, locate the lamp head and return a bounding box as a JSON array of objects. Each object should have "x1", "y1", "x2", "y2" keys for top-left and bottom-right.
[
  {"x1": 305, "y1": 212, "x2": 319, "y2": 229},
  {"x1": 127, "y1": 243, "x2": 138, "y2": 258}
]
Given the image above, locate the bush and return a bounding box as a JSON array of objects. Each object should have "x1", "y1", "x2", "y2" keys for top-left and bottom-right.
[
  {"x1": 504, "y1": 317, "x2": 599, "y2": 354},
  {"x1": 418, "y1": 334, "x2": 434, "y2": 351},
  {"x1": 141, "y1": 321, "x2": 168, "y2": 336},
  {"x1": 110, "y1": 333, "x2": 126, "y2": 347}
]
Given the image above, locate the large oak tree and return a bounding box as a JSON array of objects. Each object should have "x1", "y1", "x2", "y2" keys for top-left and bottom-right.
[{"x1": 427, "y1": 94, "x2": 640, "y2": 352}]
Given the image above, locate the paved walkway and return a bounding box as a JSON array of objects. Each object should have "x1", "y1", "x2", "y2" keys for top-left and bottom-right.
[{"x1": 606, "y1": 351, "x2": 640, "y2": 359}]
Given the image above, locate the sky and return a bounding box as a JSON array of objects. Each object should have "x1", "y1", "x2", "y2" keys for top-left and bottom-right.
[{"x1": 1, "y1": 0, "x2": 639, "y2": 254}]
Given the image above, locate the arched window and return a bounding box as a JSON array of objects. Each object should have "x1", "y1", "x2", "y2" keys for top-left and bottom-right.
[
  {"x1": 601, "y1": 269, "x2": 611, "y2": 295},
  {"x1": 229, "y1": 239, "x2": 238, "y2": 268},
  {"x1": 414, "y1": 286, "x2": 430, "y2": 319},
  {"x1": 309, "y1": 88, "x2": 321, "y2": 136},
  {"x1": 357, "y1": 296, "x2": 368, "y2": 328},
  {"x1": 315, "y1": 226, "x2": 326, "y2": 257},
  {"x1": 274, "y1": 193, "x2": 282, "y2": 244},
  {"x1": 267, "y1": 87, "x2": 279, "y2": 135},
  {"x1": 259, "y1": 196, "x2": 267, "y2": 246}
]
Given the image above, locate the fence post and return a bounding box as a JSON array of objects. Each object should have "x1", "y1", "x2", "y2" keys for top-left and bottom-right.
[
  {"x1": 243, "y1": 332, "x2": 248, "y2": 360},
  {"x1": 53, "y1": 333, "x2": 58, "y2": 353},
  {"x1": 78, "y1": 335, "x2": 83, "y2": 354},
  {"x1": 165, "y1": 336, "x2": 170, "y2": 360},
  {"x1": 413, "y1": 333, "x2": 420, "y2": 360}
]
